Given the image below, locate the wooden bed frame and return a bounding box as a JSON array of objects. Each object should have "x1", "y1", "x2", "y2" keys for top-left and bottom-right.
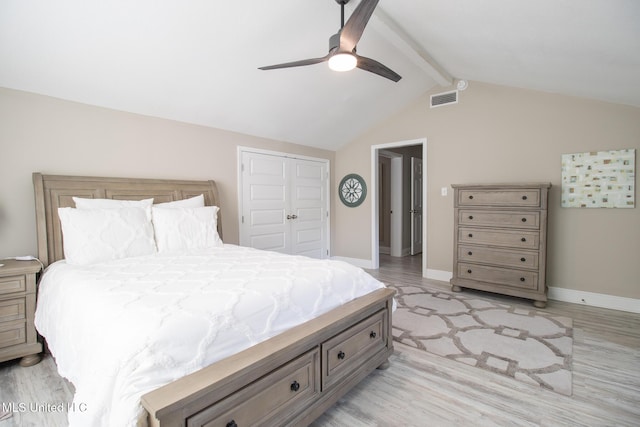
[{"x1": 32, "y1": 173, "x2": 395, "y2": 427}]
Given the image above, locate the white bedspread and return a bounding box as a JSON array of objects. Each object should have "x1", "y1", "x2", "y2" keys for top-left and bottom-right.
[{"x1": 34, "y1": 244, "x2": 387, "y2": 427}]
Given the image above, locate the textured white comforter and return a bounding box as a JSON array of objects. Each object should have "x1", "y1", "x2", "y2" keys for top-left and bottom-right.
[{"x1": 34, "y1": 244, "x2": 387, "y2": 427}]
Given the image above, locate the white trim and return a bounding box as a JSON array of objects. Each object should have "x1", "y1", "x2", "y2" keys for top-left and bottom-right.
[
  {"x1": 237, "y1": 146, "x2": 331, "y2": 257},
  {"x1": 420, "y1": 269, "x2": 640, "y2": 314},
  {"x1": 548, "y1": 287, "x2": 640, "y2": 314},
  {"x1": 331, "y1": 256, "x2": 374, "y2": 269},
  {"x1": 426, "y1": 269, "x2": 453, "y2": 282},
  {"x1": 371, "y1": 139, "x2": 427, "y2": 274},
  {"x1": 378, "y1": 151, "x2": 403, "y2": 258}
]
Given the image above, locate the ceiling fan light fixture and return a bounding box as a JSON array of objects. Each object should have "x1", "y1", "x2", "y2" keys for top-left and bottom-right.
[{"x1": 328, "y1": 52, "x2": 357, "y2": 72}]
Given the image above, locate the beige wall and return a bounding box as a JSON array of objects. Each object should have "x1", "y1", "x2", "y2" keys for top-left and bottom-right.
[
  {"x1": 334, "y1": 82, "x2": 640, "y2": 299},
  {"x1": 0, "y1": 87, "x2": 335, "y2": 258}
]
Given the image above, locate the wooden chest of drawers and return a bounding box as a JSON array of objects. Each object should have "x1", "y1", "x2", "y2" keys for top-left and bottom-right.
[
  {"x1": 450, "y1": 184, "x2": 551, "y2": 308},
  {"x1": 0, "y1": 259, "x2": 43, "y2": 366}
]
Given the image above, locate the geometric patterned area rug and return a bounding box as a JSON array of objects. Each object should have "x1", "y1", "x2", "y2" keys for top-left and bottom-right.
[{"x1": 389, "y1": 283, "x2": 574, "y2": 396}]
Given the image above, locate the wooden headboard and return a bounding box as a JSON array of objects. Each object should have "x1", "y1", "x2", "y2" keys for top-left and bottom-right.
[{"x1": 33, "y1": 173, "x2": 222, "y2": 267}]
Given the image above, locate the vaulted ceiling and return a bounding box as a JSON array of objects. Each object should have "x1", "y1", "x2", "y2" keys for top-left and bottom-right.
[{"x1": 2, "y1": 0, "x2": 639, "y2": 150}]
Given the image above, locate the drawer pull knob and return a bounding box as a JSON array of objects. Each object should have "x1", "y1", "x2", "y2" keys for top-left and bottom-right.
[
  {"x1": 521, "y1": 218, "x2": 527, "y2": 222},
  {"x1": 468, "y1": 233, "x2": 473, "y2": 238},
  {"x1": 520, "y1": 277, "x2": 526, "y2": 282},
  {"x1": 468, "y1": 215, "x2": 474, "y2": 220},
  {"x1": 226, "y1": 421, "x2": 238, "y2": 427},
  {"x1": 521, "y1": 237, "x2": 526, "y2": 242},
  {"x1": 520, "y1": 257, "x2": 526, "y2": 262},
  {"x1": 337, "y1": 351, "x2": 346, "y2": 360},
  {"x1": 370, "y1": 331, "x2": 377, "y2": 339},
  {"x1": 468, "y1": 251, "x2": 473, "y2": 256},
  {"x1": 290, "y1": 381, "x2": 300, "y2": 392},
  {"x1": 469, "y1": 195, "x2": 474, "y2": 199},
  {"x1": 522, "y1": 195, "x2": 528, "y2": 200},
  {"x1": 467, "y1": 269, "x2": 472, "y2": 274}
]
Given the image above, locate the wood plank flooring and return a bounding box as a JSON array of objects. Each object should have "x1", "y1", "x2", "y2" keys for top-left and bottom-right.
[
  {"x1": 313, "y1": 254, "x2": 640, "y2": 426},
  {"x1": 1, "y1": 254, "x2": 639, "y2": 426}
]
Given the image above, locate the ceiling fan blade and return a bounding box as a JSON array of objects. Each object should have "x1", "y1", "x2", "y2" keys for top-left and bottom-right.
[
  {"x1": 340, "y1": 0, "x2": 379, "y2": 52},
  {"x1": 259, "y1": 55, "x2": 329, "y2": 71},
  {"x1": 356, "y1": 55, "x2": 402, "y2": 82}
]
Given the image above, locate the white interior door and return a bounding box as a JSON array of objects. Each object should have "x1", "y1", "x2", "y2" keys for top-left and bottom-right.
[
  {"x1": 410, "y1": 157, "x2": 423, "y2": 256},
  {"x1": 290, "y1": 159, "x2": 328, "y2": 258},
  {"x1": 240, "y1": 150, "x2": 329, "y2": 258},
  {"x1": 240, "y1": 151, "x2": 290, "y2": 253}
]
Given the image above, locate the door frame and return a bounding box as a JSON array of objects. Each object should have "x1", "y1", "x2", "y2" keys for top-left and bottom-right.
[
  {"x1": 378, "y1": 150, "x2": 403, "y2": 257},
  {"x1": 370, "y1": 138, "x2": 427, "y2": 275},
  {"x1": 237, "y1": 146, "x2": 331, "y2": 256}
]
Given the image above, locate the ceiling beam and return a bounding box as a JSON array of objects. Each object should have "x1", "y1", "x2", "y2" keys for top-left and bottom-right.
[{"x1": 347, "y1": 1, "x2": 453, "y2": 86}]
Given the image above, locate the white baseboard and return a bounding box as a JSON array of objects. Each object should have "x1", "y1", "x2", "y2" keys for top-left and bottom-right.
[
  {"x1": 548, "y1": 287, "x2": 640, "y2": 314},
  {"x1": 425, "y1": 269, "x2": 453, "y2": 282},
  {"x1": 426, "y1": 269, "x2": 639, "y2": 314},
  {"x1": 333, "y1": 262, "x2": 639, "y2": 314}
]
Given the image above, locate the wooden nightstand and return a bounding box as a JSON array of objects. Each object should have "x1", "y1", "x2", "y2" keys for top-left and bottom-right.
[{"x1": 0, "y1": 259, "x2": 43, "y2": 366}]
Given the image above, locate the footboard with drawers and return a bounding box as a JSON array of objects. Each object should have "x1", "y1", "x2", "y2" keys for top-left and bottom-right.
[{"x1": 142, "y1": 287, "x2": 395, "y2": 427}]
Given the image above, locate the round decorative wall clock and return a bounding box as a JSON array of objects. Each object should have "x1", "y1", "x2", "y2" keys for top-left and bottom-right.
[{"x1": 339, "y1": 174, "x2": 367, "y2": 207}]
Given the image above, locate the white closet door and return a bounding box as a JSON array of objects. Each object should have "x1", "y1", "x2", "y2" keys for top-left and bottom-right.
[
  {"x1": 240, "y1": 150, "x2": 329, "y2": 259},
  {"x1": 240, "y1": 151, "x2": 290, "y2": 253},
  {"x1": 290, "y1": 159, "x2": 327, "y2": 258}
]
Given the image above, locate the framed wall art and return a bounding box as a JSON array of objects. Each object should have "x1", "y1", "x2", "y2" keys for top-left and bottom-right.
[{"x1": 561, "y1": 148, "x2": 635, "y2": 208}]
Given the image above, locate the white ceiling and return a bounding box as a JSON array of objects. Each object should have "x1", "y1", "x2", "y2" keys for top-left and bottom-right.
[{"x1": 2, "y1": 0, "x2": 639, "y2": 150}]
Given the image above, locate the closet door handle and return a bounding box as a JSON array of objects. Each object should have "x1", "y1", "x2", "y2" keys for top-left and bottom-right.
[{"x1": 286, "y1": 214, "x2": 298, "y2": 220}]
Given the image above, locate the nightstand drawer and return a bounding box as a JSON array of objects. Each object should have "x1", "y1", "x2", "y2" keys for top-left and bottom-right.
[
  {"x1": 458, "y1": 263, "x2": 539, "y2": 290},
  {"x1": 458, "y1": 189, "x2": 541, "y2": 207},
  {"x1": 0, "y1": 275, "x2": 26, "y2": 295},
  {"x1": 458, "y1": 210, "x2": 540, "y2": 229},
  {"x1": 0, "y1": 320, "x2": 27, "y2": 349},
  {"x1": 0, "y1": 298, "x2": 26, "y2": 323}
]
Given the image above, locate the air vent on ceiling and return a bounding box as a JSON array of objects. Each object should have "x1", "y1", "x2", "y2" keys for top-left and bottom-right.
[{"x1": 430, "y1": 90, "x2": 458, "y2": 108}]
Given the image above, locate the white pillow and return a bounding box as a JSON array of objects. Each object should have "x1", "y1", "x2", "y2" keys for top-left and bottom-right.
[
  {"x1": 73, "y1": 197, "x2": 154, "y2": 209},
  {"x1": 154, "y1": 194, "x2": 205, "y2": 208},
  {"x1": 58, "y1": 207, "x2": 157, "y2": 265},
  {"x1": 151, "y1": 206, "x2": 222, "y2": 253}
]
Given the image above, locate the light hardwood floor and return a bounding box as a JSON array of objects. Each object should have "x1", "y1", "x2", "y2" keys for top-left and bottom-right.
[{"x1": 1, "y1": 254, "x2": 639, "y2": 426}]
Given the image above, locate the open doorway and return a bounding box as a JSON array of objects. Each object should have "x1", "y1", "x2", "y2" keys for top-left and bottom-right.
[{"x1": 370, "y1": 138, "x2": 427, "y2": 276}]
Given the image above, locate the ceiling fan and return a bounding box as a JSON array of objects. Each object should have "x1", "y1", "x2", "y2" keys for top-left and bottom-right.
[{"x1": 259, "y1": 0, "x2": 401, "y2": 82}]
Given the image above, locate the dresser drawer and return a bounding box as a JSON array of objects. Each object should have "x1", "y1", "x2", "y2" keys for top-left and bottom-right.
[
  {"x1": 458, "y1": 245, "x2": 539, "y2": 269},
  {"x1": 458, "y1": 263, "x2": 539, "y2": 290},
  {"x1": 187, "y1": 348, "x2": 319, "y2": 427},
  {"x1": 322, "y1": 310, "x2": 386, "y2": 390},
  {"x1": 0, "y1": 320, "x2": 27, "y2": 349},
  {"x1": 0, "y1": 275, "x2": 26, "y2": 296},
  {"x1": 458, "y1": 210, "x2": 540, "y2": 229},
  {"x1": 458, "y1": 189, "x2": 541, "y2": 207},
  {"x1": 0, "y1": 298, "x2": 26, "y2": 323},
  {"x1": 459, "y1": 227, "x2": 539, "y2": 249}
]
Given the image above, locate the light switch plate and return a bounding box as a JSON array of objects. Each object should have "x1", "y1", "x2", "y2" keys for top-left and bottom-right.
[{"x1": 441, "y1": 187, "x2": 448, "y2": 196}]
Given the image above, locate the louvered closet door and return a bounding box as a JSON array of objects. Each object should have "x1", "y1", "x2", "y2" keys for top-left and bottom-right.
[{"x1": 240, "y1": 151, "x2": 329, "y2": 258}]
